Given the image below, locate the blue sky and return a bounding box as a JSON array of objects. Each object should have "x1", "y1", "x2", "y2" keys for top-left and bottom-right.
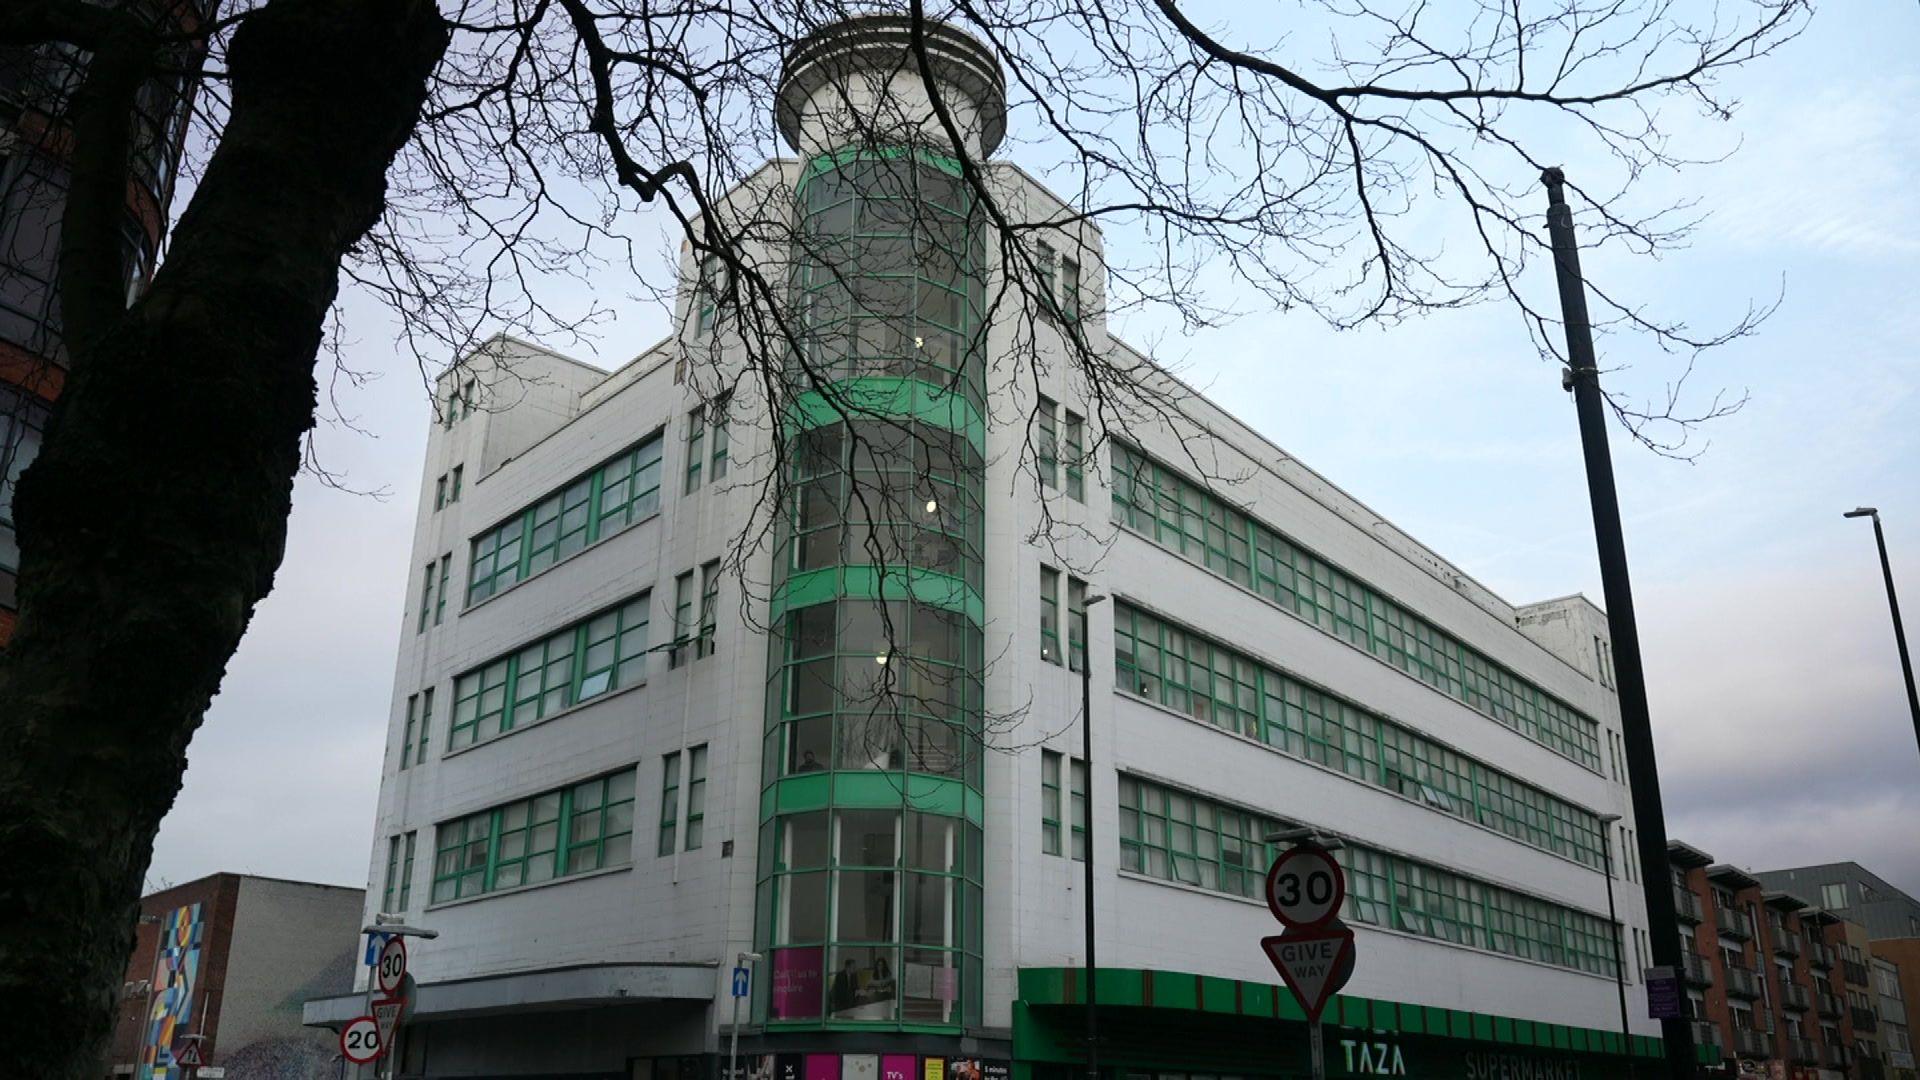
[{"x1": 147, "y1": 4, "x2": 1919, "y2": 903}]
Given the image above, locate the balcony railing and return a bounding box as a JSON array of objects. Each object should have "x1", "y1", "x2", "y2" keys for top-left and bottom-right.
[
  {"x1": 1817, "y1": 992, "x2": 1844, "y2": 1018},
  {"x1": 1809, "y1": 942, "x2": 1836, "y2": 970},
  {"x1": 1820, "y1": 1044, "x2": 1849, "y2": 1069},
  {"x1": 1675, "y1": 886, "x2": 1704, "y2": 923},
  {"x1": 1683, "y1": 951, "x2": 1715, "y2": 987},
  {"x1": 1786, "y1": 1038, "x2": 1818, "y2": 1064},
  {"x1": 1852, "y1": 1006, "x2": 1879, "y2": 1033},
  {"x1": 1692, "y1": 1021, "x2": 1723, "y2": 1053},
  {"x1": 1731, "y1": 1028, "x2": 1771, "y2": 1057},
  {"x1": 1725, "y1": 964, "x2": 1762, "y2": 999},
  {"x1": 1773, "y1": 929, "x2": 1802, "y2": 957},
  {"x1": 1718, "y1": 907, "x2": 1755, "y2": 938},
  {"x1": 1845, "y1": 959, "x2": 1872, "y2": 986},
  {"x1": 1781, "y1": 983, "x2": 1811, "y2": 1011}
]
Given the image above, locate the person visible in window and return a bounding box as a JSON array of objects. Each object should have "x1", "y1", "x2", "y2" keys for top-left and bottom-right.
[
  {"x1": 860, "y1": 956, "x2": 894, "y2": 1005},
  {"x1": 798, "y1": 750, "x2": 825, "y2": 773},
  {"x1": 831, "y1": 959, "x2": 859, "y2": 1013}
]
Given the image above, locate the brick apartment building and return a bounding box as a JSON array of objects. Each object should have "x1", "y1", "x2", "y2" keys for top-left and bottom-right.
[
  {"x1": 1669, "y1": 841, "x2": 1918, "y2": 1080},
  {"x1": 104, "y1": 873, "x2": 362, "y2": 1079}
]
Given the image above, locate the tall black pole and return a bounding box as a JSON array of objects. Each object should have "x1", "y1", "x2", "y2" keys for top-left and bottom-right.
[
  {"x1": 1541, "y1": 168, "x2": 1694, "y2": 1080},
  {"x1": 1081, "y1": 618, "x2": 1100, "y2": 1080},
  {"x1": 1847, "y1": 510, "x2": 1920, "y2": 753},
  {"x1": 1600, "y1": 819, "x2": 1632, "y2": 1053}
]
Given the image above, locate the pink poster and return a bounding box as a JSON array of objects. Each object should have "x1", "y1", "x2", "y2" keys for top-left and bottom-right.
[
  {"x1": 882, "y1": 1055, "x2": 916, "y2": 1080},
  {"x1": 806, "y1": 1055, "x2": 841, "y2": 1080},
  {"x1": 771, "y1": 946, "x2": 824, "y2": 1019}
]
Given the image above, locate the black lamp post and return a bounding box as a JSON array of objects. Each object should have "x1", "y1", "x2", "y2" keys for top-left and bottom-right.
[
  {"x1": 1080, "y1": 593, "x2": 1106, "y2": 1080},
  {"x1": 1843, "y1": 507, "x2": 1920, "y2": 757},
  {"x1": 1598, "y1": 813, "x2": 1633, "y2": 1054}
]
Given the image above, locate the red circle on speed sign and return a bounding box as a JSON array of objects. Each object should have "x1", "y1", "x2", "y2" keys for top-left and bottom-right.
[
  {"x1": 1265, "y1": 843, "x2": 1345, "y2": 929},
  {"x1": 340, "y1": 1015, "x2": 382, "y2": 1064},
  {"x1": 375, "y1": 935, "x2": 408, "y2": 998}
]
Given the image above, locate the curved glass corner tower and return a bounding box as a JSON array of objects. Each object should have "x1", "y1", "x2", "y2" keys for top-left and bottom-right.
[{"x1": 754, "y1": 17, "x2": 1005, "y2": 1034}]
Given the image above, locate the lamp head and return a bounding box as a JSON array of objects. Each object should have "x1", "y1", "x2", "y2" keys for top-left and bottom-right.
[
  {"x1": 1598, "y1": 813, "x2": 1623, "y2": 824},
  {"x1": 1844, "y1": 507, "x2": 1878, "y2": 519}
]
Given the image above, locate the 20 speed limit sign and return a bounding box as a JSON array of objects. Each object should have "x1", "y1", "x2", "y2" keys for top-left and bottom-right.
[
  {"x1": 340, "y1": 1015, "x2": 384, "y2": 1064},
  {"x1": 1265, "y1": 843, "x2": 1345, "y2": 929},
  {"x1": 375, "y1": 935, "x2": 408, "y2": 998}
]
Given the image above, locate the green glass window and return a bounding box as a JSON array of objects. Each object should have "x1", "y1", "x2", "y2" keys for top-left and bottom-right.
[
  {"x1": 400, "y1": 695, "x2": 419, "y2": 772},
  {"x1": 686, "y1": 405, "x2": 706, "y2": 493},
  {"x1": 449, "y1": 465, "x2": 463, "y2": 503},
  {"x1": 398, "y1": 831, "x2": 415, "y2": 911},
  {"x1": 449, "y1": 591, "x2": 651, "y2": 750},
  {"x1": 696, "y1": 255, "x2": 723, "y2": 338},
  {"x1": 1111, "y1": 442, "x2": 1602, "y2": 771},
  {"x1": 1064, "y1": 409, "x2": 1084, "y2": 501},
  {"x1": 435, "y1": 474, "x2": 447, "y2": 510},
  {"x1": 434, "y1": 555, "x2": 450, "y2": 626},
  {"x1": 781, "y1": 420, "x2": 986, "y2": 591},
  {"x1": 767, "y1": 597, "x2": 983, "y2": 784},
  {"x1": 1036, "y1": 395, "x2": 1058, "y2": 489},
  {"x1": 710, "y1": 393, "x2": 731, "y2": 481},
  {"x1": 382, "y1": 834, "x2": 405, "y2": 912},
  {"x1": 698, "y1": 560, "x2": 720, "y2": 659},
  {"x1": 430, "y1": 768, "x2": 636, "y2": 903},
  {"x1": 757, "y1": 807, "x2": 983, "y2": 1027},
  {"x1": 415, "y1": 687, "x2": 433, "y2": 766},
  {"x1": 1040, "y1": 565, "x2": 1061, "y2": 665},
  {"x1": 685, "y1": 745, "x2": 707, "y2": 851},
  {"x1": 1041, "y1": 750, "x2": 1063, "y2": 856},
  {"x1": 417, "y1": 560, "x2": 436, "y2": 634},
  {"x1": 1068, "y1": 757, "x2": 1087, "y2": 862},
  {"x1": 1061, "y1": 257, "x2": 1082, "y2": 322},
  {"x1": 466, "y1": 431, "x2": 665, "y2": 604},
  {"x1": 1067, "y1": 576, "x2": 1089, "y2": 673},
  {"x1": 672, "y1": 570, "x2": 695, "y2": 668},
  {"x1": 1113, "y1": 602, "x2": 1606, "y2": 869},
  {"x1": 1117, "y1": 774, "x2": 1617, "y2": 977},
  {"x1": 658, "y1": 751, "x2": 681, "y2": 856}
]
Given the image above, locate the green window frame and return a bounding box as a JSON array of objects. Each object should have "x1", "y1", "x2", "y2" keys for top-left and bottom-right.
[
  {"x1": 398, "y1": 831, "x2": 415, "y2": 911},
  {"x1": 449, "y1": 465, "x2": 463, "y2": 503},
  {"x1": 1068, "y1": 757, "x2": 1087, "y2": 862},
  {"x1": 1035, "y1": 240, "x2": 1056, "y2": 315},
  {"x1": 1041, "y1": 750, "x2": 1063, "y2": 856},
  {"x1": 671, "y1": 569, "x2": 696, "y2": 667},
  {"x1": 1110, "y1": 442, "x2": 1602, "y2": 772},
  {"x1": 695, "y1": 254, "x2": 722, "y2": 338},
  {"x1": 417, "y1": 560, "x2": 436, "y2": 634},
  {"x1": 466, "y1": 431, "x2": 665, "y2": 605},
  {"x1": 1064, "y1": 409, "x2": 1084, "y2": 501},
  {"x1": 1116, "y1": 774, "x2": 1618, "y2": 977},
  {"x1": 416, "y1": 687, "x2": 434, "y2": 766},
  {"x1": 434, "y1": 555, "x2": 450, "y2": 626},
  {"x1": 429, "y1": 768, "x2": 636, "y2": 903},
  {"x1": 400, "y1": 695, "x2": 419, "y2": 771},
  {"x1": 1067, "y1": 575, "x2": 1089, "y2": 673},
  {"x1": 658, "y1": 751, "x2": 681, "y2": 856},
  {"x1": 686, "y1": 404, "x2": 706, "y2": 493},
  {"x1": 383, "y1": 834, "x2": 405, "y2": 912},
  {"x1": 684, "y1": 745, "x2": 707, "y2": 851},
  {"x1": 1040, "y1": 565, "x2": 1061, "y2": 665},
  {"x1": 448, "y1": 591, "x2": 652, "y2": 750},
  {"x1": 1036, "y1": 395, "x2": 1058, "y2": 489},
  {"x1": 1113, "y1": 601, "x2": 1606, "y2": 870},
  {"x1": 698, "y1": 559, "x2": 720, "y2": 659},
  {"x1": 710, "y1": 393, "x2": 730, "y2": 481},
  {"x1": 435, "y1": 474, "x2": 448, "y2": 510},
  {"x1": 1061, "y1": 257, "x2": 1082, "y2": 322}
]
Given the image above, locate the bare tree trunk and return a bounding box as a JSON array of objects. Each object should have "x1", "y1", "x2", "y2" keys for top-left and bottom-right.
[{"x1": 0, "y1": 0, "x2": 447, "y2": 1073}]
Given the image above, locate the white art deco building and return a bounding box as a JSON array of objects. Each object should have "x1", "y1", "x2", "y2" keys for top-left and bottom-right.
[{"x1": 308, "y1": 16, "x2": 1678, "y2": 1080}]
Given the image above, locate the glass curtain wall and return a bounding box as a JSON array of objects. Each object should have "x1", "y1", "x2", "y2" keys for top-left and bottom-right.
[{"x1": 756, "y1": 148, "x2": 989, "y2": 1030}]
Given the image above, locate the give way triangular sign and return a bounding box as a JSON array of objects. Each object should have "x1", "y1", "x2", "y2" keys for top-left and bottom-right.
[
  {"x1": 173, "y1": 1039, "x2": 204, "y2": 1067},
  {"x1": 1262, "y1": 922, "x2": 1356, "y2": 1023},
  {"x1": 372, "y1": 997, "x2": 406, "y2": 1060}
]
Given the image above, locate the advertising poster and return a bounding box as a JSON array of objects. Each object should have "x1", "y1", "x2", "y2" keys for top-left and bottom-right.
[
  {"x1": 845, "y1": 1054, "x2": 879, "y2": 1080},
  {"x1": 882, "y1": 1054, "x2": 917, "y2": 1080},
  {"x1": 924, "y1": 1057, "x2": 946, "y2": 1080},
  {"x1": 772, "y1": 947, "x2": 825, "y2": 1019},
  {"x1": 805, "y1": 1054, "x2": 841, "y2": 1080}
]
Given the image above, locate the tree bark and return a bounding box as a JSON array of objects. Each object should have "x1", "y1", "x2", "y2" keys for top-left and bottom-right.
[{"x1": 0, "y1": 0, "x2": 448, "y2": 1073}]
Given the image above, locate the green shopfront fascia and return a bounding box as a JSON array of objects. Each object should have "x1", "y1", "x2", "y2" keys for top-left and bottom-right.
[{"x1": 1011, "y1": 968, "x2": 1717, "y2": 1080}]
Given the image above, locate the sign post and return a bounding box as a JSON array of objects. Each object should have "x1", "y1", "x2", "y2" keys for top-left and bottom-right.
[
  {"x1": 727, "y1": 954, "x2": 760, "y2": 1080},
  {"x1": 1262, "y1": 840, "x2": 1357, "y2": 1080}
]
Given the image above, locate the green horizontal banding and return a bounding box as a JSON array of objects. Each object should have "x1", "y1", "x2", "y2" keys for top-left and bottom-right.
[
  {"x1": 798, "y1": 145, "x2": 967, "y2": 187},
  {"x1": 1014, "y1": 967, "x2": 1720, "y2": 1065},
  {"x1": 770, "y1": 564, "x2": 983, "y2": 627},
  {"x1": 760, "y1": 772, "x2": 981, "y2": 824},
  {"x1": 784, "y1": 377, "x2": 986, "y2": 453}
]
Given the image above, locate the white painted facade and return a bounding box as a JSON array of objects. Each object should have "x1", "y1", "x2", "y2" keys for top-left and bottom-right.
[{"x1": 342, "y1": 15, "x2": 1655, "y2": 1078}]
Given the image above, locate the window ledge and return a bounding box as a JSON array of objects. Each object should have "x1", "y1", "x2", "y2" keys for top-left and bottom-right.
[
  {"x1": 425, "y1": 861, "x2": 633, "y2": 913},
  {"x1": 460, "y1": 507, "x2": 663, "y2": 617},
  {"x1": 442, "y1": 680, "x2": 647, "y2": 762},
  {"x1": 1110, "y1": 685, "x2": 1608, "y2": 875}
]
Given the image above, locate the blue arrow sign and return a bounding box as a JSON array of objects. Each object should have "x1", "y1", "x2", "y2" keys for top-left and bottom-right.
[
  {"x1": 731, "y1": 966, "x2": 750, "y2": 998},
  {"x1": 365, "y1": 931, "x2": 391, "y2": 966}
]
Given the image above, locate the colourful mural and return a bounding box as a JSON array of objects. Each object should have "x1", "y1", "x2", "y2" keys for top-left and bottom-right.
[{"x1": 141, "y1": 902, "x2": 206, "y2": 1080}]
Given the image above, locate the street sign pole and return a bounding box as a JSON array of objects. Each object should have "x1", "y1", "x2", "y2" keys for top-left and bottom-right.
[
  {"x1": 726, "y1": 955, "x2": 757, "y2": 1080},
  {"x1": 1262, "y1": 838, "x2": 1356, "y2": 1080},
  {"x1": 1309, "y1": 1018, "x2": 1325, "y2": 1080}
]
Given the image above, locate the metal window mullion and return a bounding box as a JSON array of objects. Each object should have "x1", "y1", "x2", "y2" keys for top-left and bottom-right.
[
  {"x1": 483, "y1": 808, "x2": 505, "y2": 893},
  {"x1": 514, "y1": 508, "x2": 536, "y2": 582},
  {"x1": 501, "y1": 653, "x2": 521, "y2": 733},
  {"x1": 555, "y1": 785, "x2": 577, "y2": 879}
]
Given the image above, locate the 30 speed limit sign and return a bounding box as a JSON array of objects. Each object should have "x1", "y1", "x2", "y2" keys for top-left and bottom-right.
[
  {"x1": 1265, "y1": 842, "x2": 1345, "y2": 929},
  {"x1": 340, "y1": 1015, "x2": 384, "y2": 1064},
  {"x1": 375, "y1": 935, "x2": 408, "y2": 998}
]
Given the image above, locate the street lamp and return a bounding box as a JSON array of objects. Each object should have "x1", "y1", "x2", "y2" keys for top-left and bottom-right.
[
  {"x1": 1596, "y1": 813, "x2": 1632, "y2": 1056},
  {"x1": 1843, "y1": 507, "x2": 1920, "y2": 756},
  {"x1": 727, "y1": 951, "x2": 763, "y2": 1080},
  {"x1": 1079, "y1": 593, "x2": 1106, "y2": 1080}
]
